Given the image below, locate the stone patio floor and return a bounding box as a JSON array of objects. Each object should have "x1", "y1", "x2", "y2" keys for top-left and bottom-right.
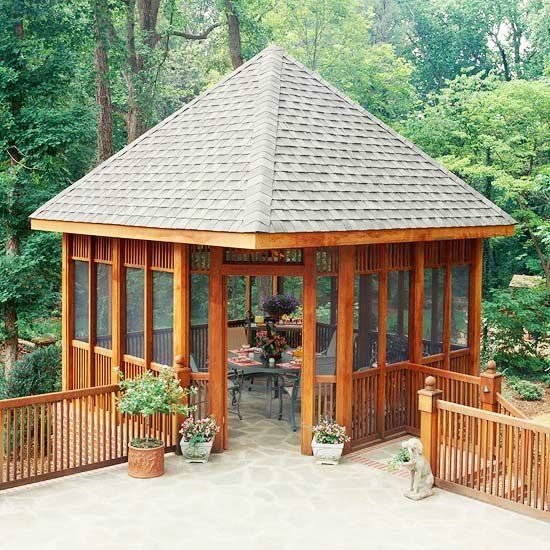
[{"x1": 1, "y1": 391, "x2": 549, "y2": 550}]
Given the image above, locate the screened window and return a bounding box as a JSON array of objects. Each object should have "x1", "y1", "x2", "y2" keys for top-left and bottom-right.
[
  {"x1": 96, "y1": 263, "x2": 112, "y2": 349},
  {"x1": 423, "y1": 268, "x2": 444, "y2": 356},
  {"x1": 354, "y1": 274, "x2": 379, "y2": 371},
  {"x1": 74, "y1": 260, "x2": 89, "y2": 342},
  {"x1": 190, "y1": 274, "x2": 209, "y2": 372},
  {"x1": 451, "y1": 266, "x2": 469, "y2": 349},
  {"x1": 125, "y1": 268, "x2": 144, "y2": 358},
  {"x1": 227, "y1": 276, "x2": 247, "y2": 321},
  {"x1": 387, "y1": 271, "x2": 409, "y2": 364},
  {"x1": 316, "y1": 276, "x2": 337, "y2": 375},
  {"x1": 251, "y1": 276, "x2": 273, "y2": 318},
  {"x1": 153, "y1": 271, "x2": 173, "y2": 365}
]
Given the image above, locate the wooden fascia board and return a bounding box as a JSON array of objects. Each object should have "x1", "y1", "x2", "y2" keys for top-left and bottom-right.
[{"x1": 31, "y1": 218, "x2": 515, "y2": 250}]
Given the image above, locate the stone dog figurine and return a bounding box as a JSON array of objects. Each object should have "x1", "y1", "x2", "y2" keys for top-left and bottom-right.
[{"x1": 401, "y1": 438, "x2": 434, "y2": 500}]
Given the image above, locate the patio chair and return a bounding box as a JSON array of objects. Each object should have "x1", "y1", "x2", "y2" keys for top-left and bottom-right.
[
  {"x1": 228, "y1": 368, "x2": 244, "y2": 420},
  {"x1": 277, "y1": 370, "x2": 301, "y2": 431},
  {"x1": 316, "y1": 330, "x2": 337, "y2": 358},
  {"x1": 227, "y1": 326, "x2": 248, "y2": 350}
]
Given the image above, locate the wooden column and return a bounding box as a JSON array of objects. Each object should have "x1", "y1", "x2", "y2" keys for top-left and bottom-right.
[
  {"x1": 410, "y1": 243, "x2": 424, "y2": 364},
  {"x1": 336, "y1": 246, "x2": 354, "y2": 449},
  {"x1": 418, "y1": 375, "x2": 443, "y2": 473},
  {"x1": 301, "y1": 248, "x2": 316, "y2": 455},
  {"x1": 376, "y1": 246, "x2": 388, "y2": 437},
  {"x1": 88, "y1": 237, "x2": 96, "y2": 387},
  {"x1": 174, "y1": 244, "x2": 190, "y2": 367},
  {"x1": 144, "y1": 242, "x2": 153, "y2": 368},
  {"x1": 209, "y1": 247, "x2": 225, "y2": 452},
  {"x1": 61, "y1": 234, "x2": 73, "y2": 391},
  {"x1": 468, "y1": 239, "x2": 483, "y2": 375},
  {"x1": 111, "y1": 238, "x2": 123, "y2": 382},
  {"x1": 442, "y1": 242, "x2": 452, "y2": 369}
]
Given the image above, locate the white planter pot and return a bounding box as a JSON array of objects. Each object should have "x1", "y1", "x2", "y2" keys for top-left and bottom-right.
[
  {"x1": 311, "y1": 439, "x2": 344, "y2": 465},
  {"x1": 180, "y1": 440, "x2": 214, "y2": 463}
]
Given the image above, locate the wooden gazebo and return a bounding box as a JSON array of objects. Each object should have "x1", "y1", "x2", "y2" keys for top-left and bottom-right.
[{"x1": 31, "y1": 45, "x2": 515, "y2": 455}]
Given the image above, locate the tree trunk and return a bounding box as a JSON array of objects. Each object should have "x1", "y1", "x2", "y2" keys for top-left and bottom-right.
[
  {"x1": 94, "y1": 0, "x2": 114, "y2": 161},
  {"x1": 225, "y1": 0, "x2": 243, "y2": 68},
  {"x1": 3, "y1": 230, "x2": 20, "y2": 374}
]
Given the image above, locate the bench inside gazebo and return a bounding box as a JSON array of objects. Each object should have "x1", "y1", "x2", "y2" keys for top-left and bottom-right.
[{"x1": 3, "y1": 44, "x2": 547, "y2": 519}]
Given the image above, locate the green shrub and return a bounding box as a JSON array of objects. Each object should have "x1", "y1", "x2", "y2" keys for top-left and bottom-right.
[
  {"x1": 2, "y1": 345, "x2": 61, "y2": 399},
  {"x1": 510, "y1": 379, "x2": 544, "y2": 401}
]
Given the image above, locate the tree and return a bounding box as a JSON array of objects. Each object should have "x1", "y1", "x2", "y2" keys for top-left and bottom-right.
[{"x1": 0, "y1": 0, "x2": 96, "y2": 373}]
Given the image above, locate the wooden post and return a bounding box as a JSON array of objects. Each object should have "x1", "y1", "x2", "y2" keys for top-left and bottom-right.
[
  {"x1": 336, "y1": 246, "x2": 354, "y2": 450},
  {"x1": 209, "y1": 247, "x2": 225, "y2": 452},
  {"x1": 88, "y1": 237, "x2": 96, "y2": 387},
  {"x1": 410, "y1": 243, "x2": 424, "y2": 364},
  {"x1": 301, "y1": 248, "x2": 316, "y2": 455},
  {"x1": 61, "y1": 234, "x2": 73, "y2": 391},
  {"x1": 144, "y1": 241, "x2": 153, "y2": 369},
  {"x1": 468, "y1": 239, "x2": 483, "y2": 375},
  {"x1": 442, "y1": 242, "x2": 452, "y2": 369},
  {"x1": 173, "y1": 244, "x2": 190, "y2": 455},
  {"x1": 480, "y1": 360, "x2": 502, "y2": 413},
  {"x1": 376, "y1": 246, "x2": 388, "y2": 438},
  {"x1": 111, "y1": 238, "x2": 123, "y2": 383},
  {"x1": 418, "y1": 375, "x2": 443, "y2": 473}
]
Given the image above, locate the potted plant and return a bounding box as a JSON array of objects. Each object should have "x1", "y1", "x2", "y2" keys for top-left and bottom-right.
[
  {"x1": 118, "y1": 366, "x2": 195, "y2": 478},
  {"x1": 179, "y1": 416, "x2": 220, "y2": 463},
  {"x1": 388, "y1": 447, "x2": 411, "y2": 473},
  {"x1": 311, "y1": 419, "x2": 350, "y2": 465},
  {"x1": 256, "y1": 329, "x2": 288, "y2": 362},
  {"x1": 262, "y1": 294, "x2": 300, "y2": 321}
]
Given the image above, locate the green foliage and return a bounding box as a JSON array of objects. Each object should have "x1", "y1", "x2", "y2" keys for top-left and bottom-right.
[
  {"x1": 509, "y1": 379, "x2": 545, "y2": 401},
  {"x1": 388, "y1": 447, "x2": 411, "y2": 472},
  {"x1": 1, "y1": 345, "x2": 61, "y2": 399},
  {"x1": 483, "y1": 287, "x2": 550, "y2": 377}
]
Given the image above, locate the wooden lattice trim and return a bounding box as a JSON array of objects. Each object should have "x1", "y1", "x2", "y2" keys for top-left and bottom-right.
[
  {"x1": 123, "y1": 239, "x2": 145, "y2": 267},
  {"x1": 449, "y1": 239, "x2": 473, "y2": 264},
  {"x1": 93, "y1": 237, "x2": 112, "y2": 263},
  {"x1": 151, "y1": 242, "x2": 174, "y2": 271},
  {"x1": 190, "y1": 245, "x2": 210, "y2": 272},
  {"x1": 356, "y1": 243, "x2": 411, "y2": 272},
  {"x1": 71, "y1": 235, "x2": 90, "y2": 260},
  {"x1": 387, "y1": 243, "x2": 412, "y2": 270},
  {"x1": 424, "y1": 240, "x2": 446, "y2": 268},
  {"x1": 224, "y1": 248, "x2": 303, "y2": 264},
  {"x1": 315, "y1": 247, "x2": 339, "y2": 274}
]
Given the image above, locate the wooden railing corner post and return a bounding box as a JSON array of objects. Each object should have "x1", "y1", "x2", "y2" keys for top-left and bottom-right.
[
  {"x1": 418, "y1": 376, "x2": 443, "y2": 473},
  {"x1": 173, "y1": 354, "x2": 191, "y2": 456},
  {"x1": 480, "y1": 360, "x2": 502, "y2": 413}
]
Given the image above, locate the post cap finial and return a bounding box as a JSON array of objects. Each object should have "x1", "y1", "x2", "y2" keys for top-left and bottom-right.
[
  {"x1": 174, "y1": 354, "x2": 185, "y2": 365},
  {"x1": 425, "y1": 376, "x2": 436, "y2": 391},
  {"x1": 487, "y1": 360, "x2": 496, "y2": 374}
]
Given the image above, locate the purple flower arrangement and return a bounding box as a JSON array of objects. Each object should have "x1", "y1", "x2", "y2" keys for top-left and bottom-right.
[{"x1": 262, "y1": 294, "x2": 300, "y2": 317}]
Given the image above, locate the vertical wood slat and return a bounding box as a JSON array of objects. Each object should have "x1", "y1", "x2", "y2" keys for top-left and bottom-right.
[
  {"x1": 468, "y1": 239, "x2": 483, "y2": 375},
  {"x1": 111, "y1": 238, "x2": 123, "y2": 382},
  {"x1": 301, "y1": 248, "x2": 316, "y2": 455},
  {"x1": 410, "y1": 243, "x2": 424, "y2": 364},
  {"x1": 62, "y1": 234, "x2": 73, "y2": 391}
]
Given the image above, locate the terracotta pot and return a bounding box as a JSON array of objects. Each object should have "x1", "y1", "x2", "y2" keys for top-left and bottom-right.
[{"x1": 128, "y1": 443, "x2": 165, "y2": 478}]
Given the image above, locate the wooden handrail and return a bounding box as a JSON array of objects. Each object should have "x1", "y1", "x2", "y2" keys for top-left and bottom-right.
[
  {"x1": 436, "y1": 399, "x2": 550, "y2": 433},
  {"x1": 0, "y1": 384, "x2": 119, "y2": 409},
  {"x1": 407, "y1": 361, "x2": 480, "y2": 384},
  {"x1": 496, "y1": 392, "x2": 528, "y2": 419}
]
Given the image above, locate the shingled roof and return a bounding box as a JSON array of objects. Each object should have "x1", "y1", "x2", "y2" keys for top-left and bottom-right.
[{"x1": 31, "y1": 45, "x2": 514, "y2": 234}]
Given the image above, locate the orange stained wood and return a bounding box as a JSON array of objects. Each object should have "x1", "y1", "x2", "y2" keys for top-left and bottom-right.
[
  {"x1": 111, "y1": 238, "x2": 123, "y2": 383},
  {"x1": 301, "y1": 248, "x2": 316, "y2": 455},
  {"x1": 376, "y1": 246, "x2": 388, "y2": 437},
  {"x1": 468, "y1": 239, "x2": 483, "y2": 375},
  {"x1": 409, "y1": 242, "x2": 424, "y2": 364},
  {"x1": 173, "y1": 243, "x2": 190, "y2": 366},
  {"x1": 61, "y1": 234, "x2": 73, "y2": 391},
  {"x1": 32, "y1": 218, "x2": 514, "y2": 250},
  {"x1": 88, "y1": 237, "x2": 96, "y2": 388},
  {"x1": 208, "y1": 247, "x2": 225, "y2": 452},
  {"x1": 335, "y1": 246, "x2": 354, "y2": 447}
]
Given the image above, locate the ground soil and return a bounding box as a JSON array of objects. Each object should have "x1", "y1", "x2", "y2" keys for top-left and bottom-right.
[{"x1": 502, "y1": 378, "x2": 550, "y2": 425}]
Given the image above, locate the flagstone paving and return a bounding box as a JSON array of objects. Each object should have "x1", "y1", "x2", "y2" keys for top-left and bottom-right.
[{"x1": 1, "y1": 392, "x2": 548, "y2": 550}]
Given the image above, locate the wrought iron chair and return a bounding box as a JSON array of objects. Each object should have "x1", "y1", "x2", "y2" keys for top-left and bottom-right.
[{"x1": 227, "y1": 368, "x2": 244, "y2": 420}]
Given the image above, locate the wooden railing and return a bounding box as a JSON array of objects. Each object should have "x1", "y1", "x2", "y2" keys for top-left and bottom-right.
[
  {"x1": 496, "y1": 393, "x2": 528, "y2": 419},
  {"x1": 0, "y1": 385, "x2": 177, "y2": 491},
  {"x1": 425, "y1": 397, "x2": 549, "y2": 519},
  {"x1": 351, "y1": 368, "x2": 378, "y2": 444},
  {"x1": 314, "y1": 375, "x2": 336, "y2": 424}
]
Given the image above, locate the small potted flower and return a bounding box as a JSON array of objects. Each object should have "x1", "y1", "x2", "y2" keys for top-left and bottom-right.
[
  {"x1": 262, "y1": 294, "x2": 300, "y2": 322},
  {"x1": 179, "y1": 416, "x2": 220, "y2": 463},
  {"x1": 388, "y1": 447, "x2": 411, "y2": 473},
  {"x1": 311, "y1": 418, "x2": 350, "y2": 465},
  {"x1": 118, "y1": 367, "x2": 196, "y2": 478}
]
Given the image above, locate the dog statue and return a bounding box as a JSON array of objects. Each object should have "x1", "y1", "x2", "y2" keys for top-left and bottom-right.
[{"x1": 401, "y1": 438, "x2": 434, "y2": 500}]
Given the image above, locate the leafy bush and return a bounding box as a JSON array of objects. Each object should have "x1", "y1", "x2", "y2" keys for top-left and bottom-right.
[
  {"x1": 2, "y1": 345, "x2": 61, "y2": 399},
  {"x1": 388, "y1": 448, "x2": 411, "y2": 473},
  {"x1": 118, "y1": 367, "x2": 196, "y2": 448},
  {"x1": 483, "y1": 287, "x2": 550, "y2": 378},
  {"x1": 510, "y1": 379, "x2": 544, "y2": 401}
]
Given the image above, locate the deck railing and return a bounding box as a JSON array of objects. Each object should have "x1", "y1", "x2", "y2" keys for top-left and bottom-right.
[{"x1": 0, "y1": 385, "x2": 177, "y2": 490}]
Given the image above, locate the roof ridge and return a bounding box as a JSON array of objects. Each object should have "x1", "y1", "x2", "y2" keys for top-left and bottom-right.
[
  {"x1": 239, "y1": 46, "x2": 283, "y2": 232},
  {"x1": 277, "y1": 51, "x2": 515, "y2": 225}
]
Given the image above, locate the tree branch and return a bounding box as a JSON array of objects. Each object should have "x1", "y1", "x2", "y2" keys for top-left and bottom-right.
[{"x1": 168, "y1": 22, "x2": 221, "y2": 40}]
